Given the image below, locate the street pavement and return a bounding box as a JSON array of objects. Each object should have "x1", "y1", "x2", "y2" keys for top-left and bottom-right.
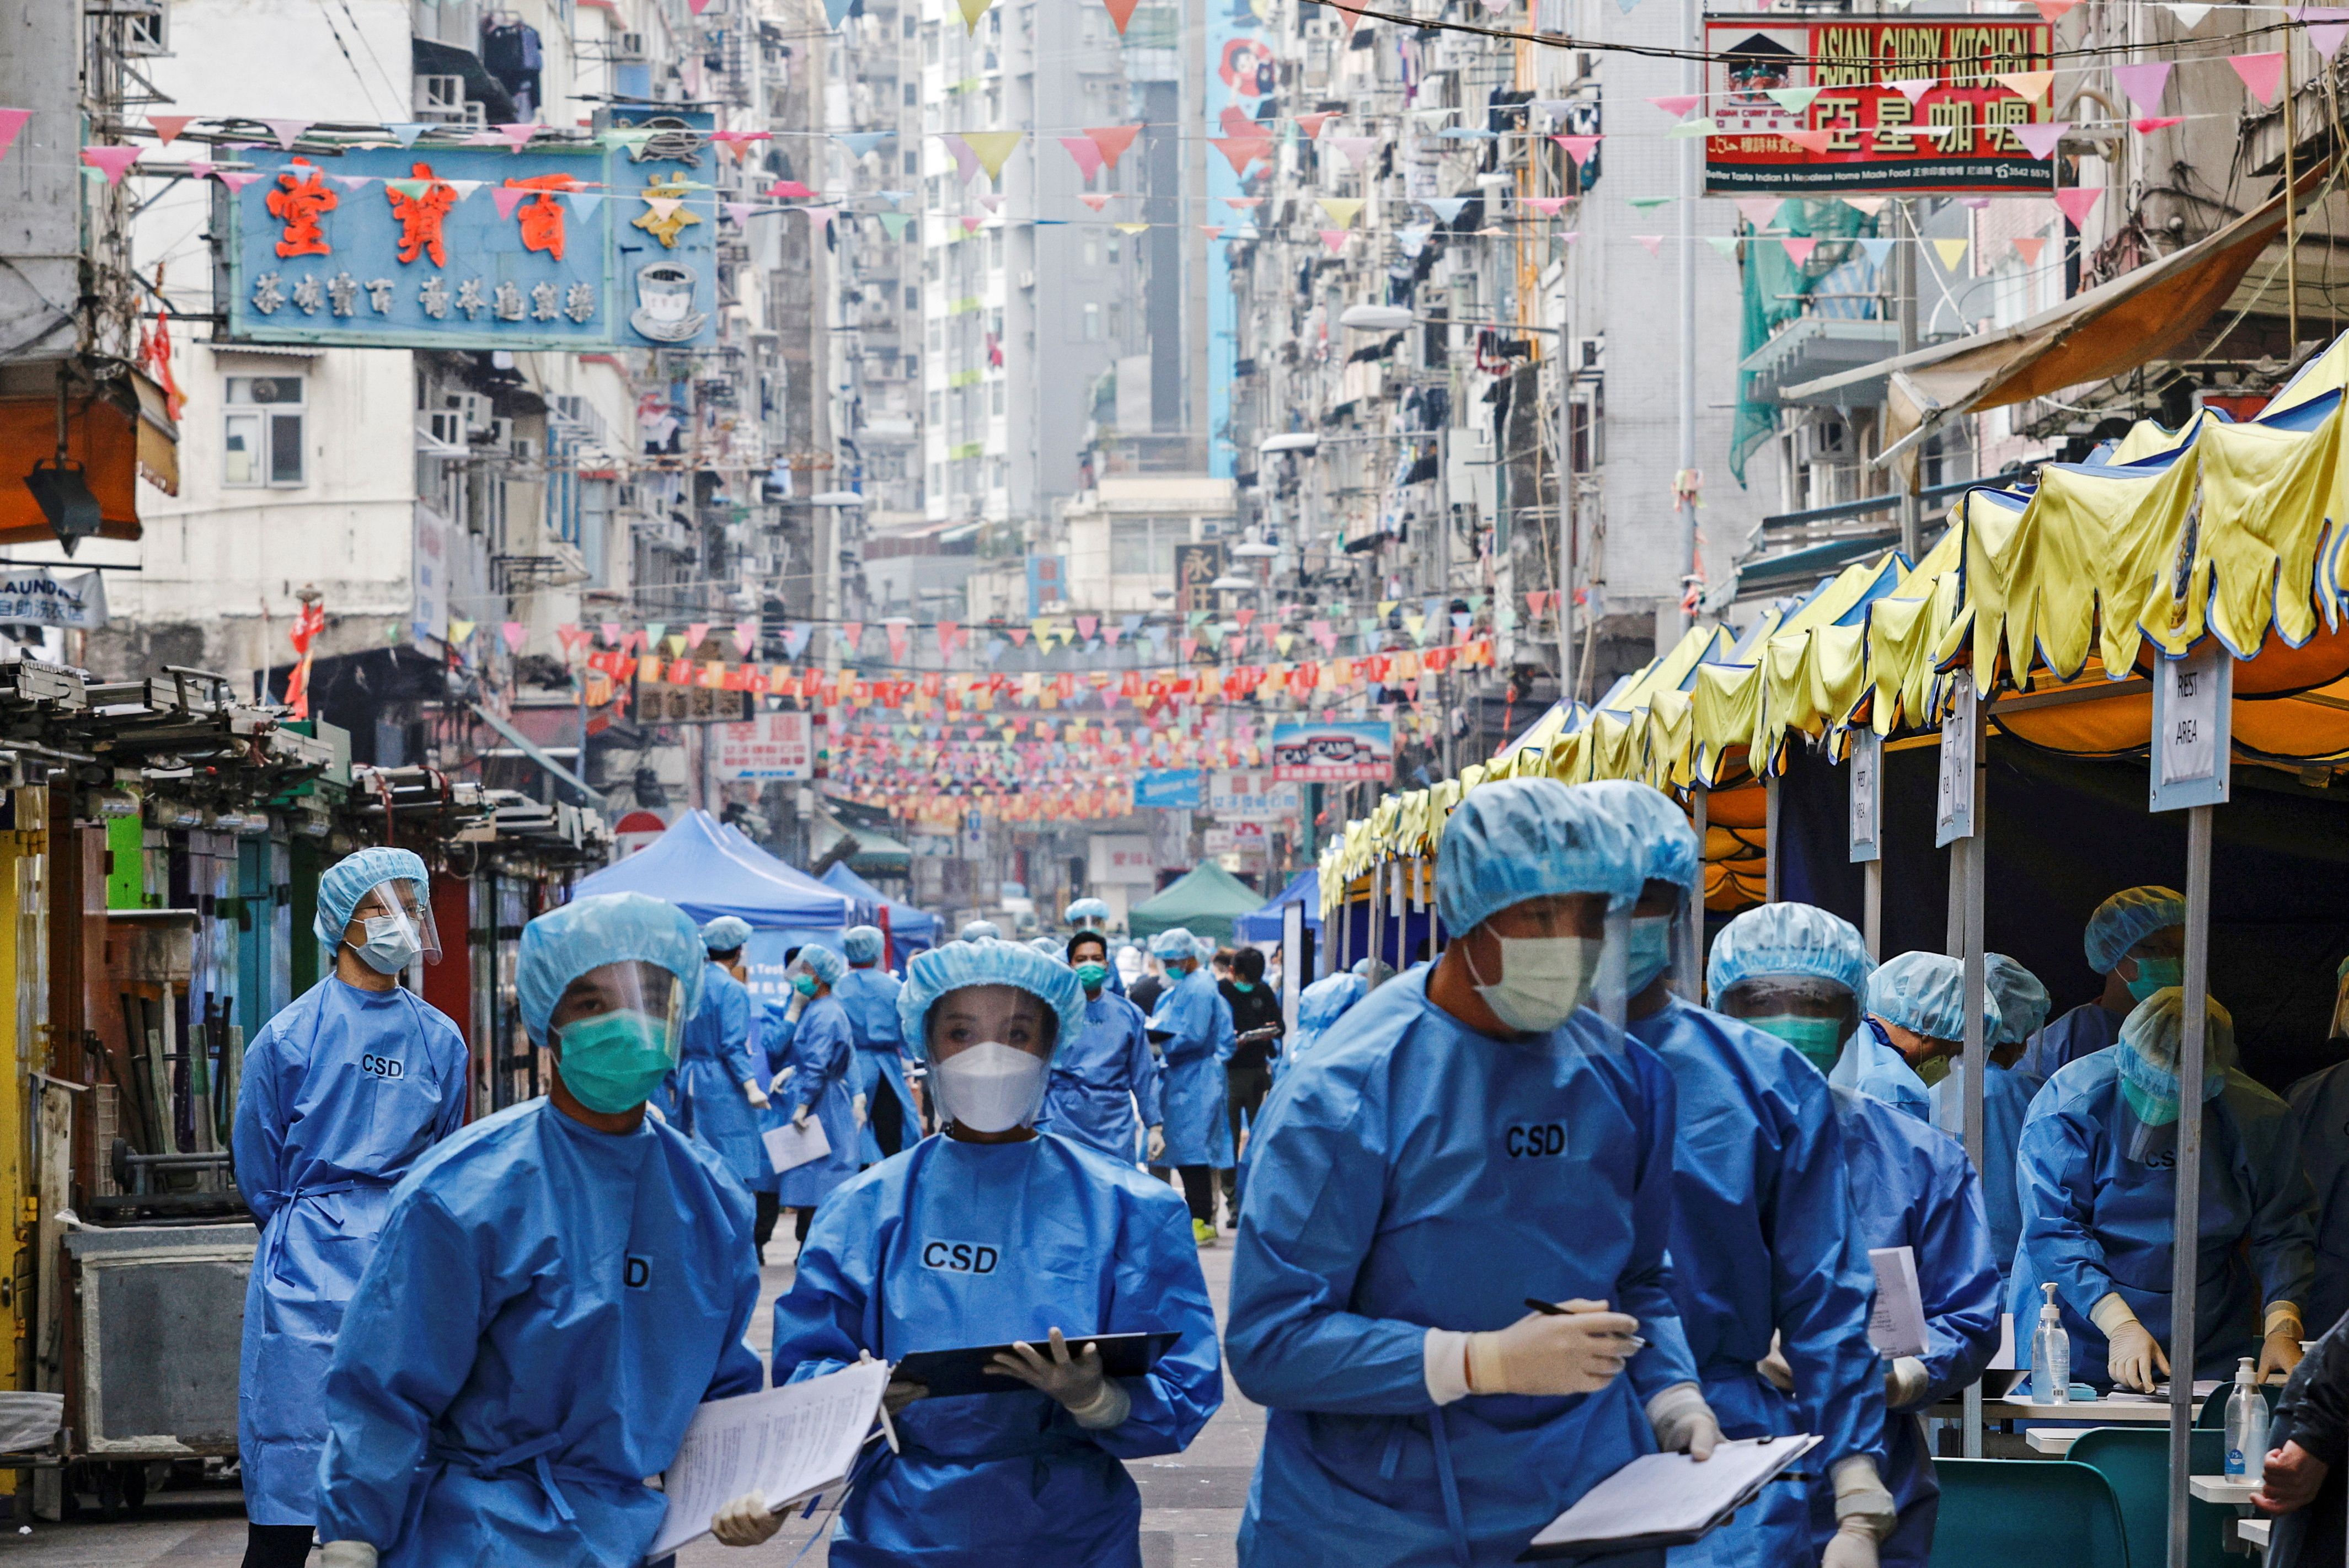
[{"x1": 0, "y1": 1224, "x2": 1258, "y2": 1566}]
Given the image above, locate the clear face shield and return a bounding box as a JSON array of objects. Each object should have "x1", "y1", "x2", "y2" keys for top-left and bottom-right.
[
  {"x1": 1625, "y1": 878, "x2": 1697, "y2": 1008},
  {"x1": 924, "y1": 983, "x2": 1058, "y2": 1133},
  {"x1": 1714, "y1": 974, "x2": 1861, "y2": 1076},
  {"x1": 346, "y1": 876, "x2": 442, "y2": 973},
  {"x1": 548, "y1": 960, "x2": 689, "y2": 1114},
  {"x1": 2332, "y1": 968, "x2": 2349, "y2": 1040}
]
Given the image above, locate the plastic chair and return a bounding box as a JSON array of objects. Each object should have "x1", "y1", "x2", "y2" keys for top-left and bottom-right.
[
  {"x1": 2066, "y1": 1426, "x2": 2230, "y2": 1568},
  {"x1": 1928, "y1": 1458, "x2": 2130, "y2": 1568}
]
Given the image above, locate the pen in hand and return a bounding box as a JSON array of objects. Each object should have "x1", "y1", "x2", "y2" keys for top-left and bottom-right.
[{"x1": 1524, "y1": 1297, "x2": 1646, "y2": 1352}]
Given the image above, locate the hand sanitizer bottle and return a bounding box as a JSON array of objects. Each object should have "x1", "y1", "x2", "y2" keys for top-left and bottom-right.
[
  {"x1": 2225, "y1": 1357, "x2": 2270, "y2": 1482},
  {"x1": 2030, "y1": 1282, "x2": 2070, "y2": 1404}
]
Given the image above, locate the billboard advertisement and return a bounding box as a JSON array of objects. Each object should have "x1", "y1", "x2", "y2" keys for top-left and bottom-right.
[
  {"x1": 1173, "y1": 542, "x2": 1224, "y2": 616},
  {"x1": 1088, "y1": 833, "x2": 1154, "y2": 884},
  {"x1": 1270, "y1": 721, "x2": 1393, "y2": 783},
  {"x1": 1134, "y1": 768, "x2": 1205, "y2": 810},
  {"x1": 217, "y1": 116, "x2": 719, "y2": 351},
  {"x1": 714, "y1": 711, "x2": 813, "y2": 779},
  {"x1": 1210, "y1": 770, "x2": 1302, "y2": 819},
  {"x1": 1703, "y1": 16, "x2": 2056, "y2": 194}
]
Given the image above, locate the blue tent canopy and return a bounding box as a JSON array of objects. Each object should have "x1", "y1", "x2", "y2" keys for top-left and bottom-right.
[
  {"x1": 1237, "y1": 868, "x2": 1321, "y2": 944},
  {"x1": 821, "y1": 861, "x2": 939, "y2": 959},
  {"x1": 572, "y1": 810, "x2": 855, "y2": 929}
]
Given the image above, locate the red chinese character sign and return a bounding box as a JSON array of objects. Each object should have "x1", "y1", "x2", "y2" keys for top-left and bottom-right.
[{"x1": 1703, "y1": 16, "x2": 2056, "y2": 194}]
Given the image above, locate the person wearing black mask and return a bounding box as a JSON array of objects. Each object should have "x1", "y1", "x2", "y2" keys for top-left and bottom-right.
[{"x1": 1220, "y1": 946, "x2": 1285, "y2": 1216}]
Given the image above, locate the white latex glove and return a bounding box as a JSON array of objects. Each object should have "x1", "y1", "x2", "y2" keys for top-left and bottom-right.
[
  {"x1": 769, "y1": 1066, "x2": 796, "y2": 1095},
  {"x1": 319, "y1": 1545, "x2": 378, "y2": 1568},
  {"x1": 743, "y1": 1078, "x2": 770, "y2": 1111},
  {"x1": 852, "y1": 1091, "x2": 869, "y2": 1128},
  {"x1": 1831, "y1": 1454, "x2": 1897, "y2": 1539},
  {"x1": 1885, "y1": 1356, "x2": 1929, "y2": 1410},
  {"x1": 1465, "y1": 1301, "x2": 1638, "y2": 1396},
  {"x1": 793, "y1": 1105, "x2": 813, "y2": 1131},
  {"x1": 1821, "y1": 1519, "x2": 1880, "y2": 1568},
  {"x1": 2093, "y1": 1293, "x2": 2169, "y2": 1393},
  {"x1": 1756, "y1": 1330, "x2": 1794, "y2": 1393},
  {"x1": 1646, "y1": 1382, "x2": 1721, "y2": 1460},
  {"x1": 709, "y1": 1491, "x2": 784, "y2": 1548},
  {"x1": 786, "y1": 993, "x2": 808, "y2": 1021},
  {"x1": 988, "y1": 1326, "x2": 1132, "y2": 1428},
  {"x1": 2260, "y1": 1304, "x2": 2305, "y2": 1383},
  {"x1": 1146, "y1": 1125, "x2": 1166, "y2": 1162}
]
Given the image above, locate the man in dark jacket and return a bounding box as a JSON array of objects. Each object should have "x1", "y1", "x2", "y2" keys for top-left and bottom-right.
[
  {"x1": 1219, "y1": 946, "x2": 1285, "y2": 1214},
  {"x1": 2259, "y1": 1309, "x2": 2349, "y2": 1565}
]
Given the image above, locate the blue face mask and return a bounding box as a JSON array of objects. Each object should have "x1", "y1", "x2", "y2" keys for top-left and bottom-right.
[
  {"x1": 1233, "y1": 980, "x2": 1255, "y2": 993},
  {"x1": 1624, "y1": 916, "x2": 1674, "y2": 997},
  {"x1": 1748, "y1": 1014, "x2": 1846, "y2": 1074},
  {"x1": 2125, "y1": 957, "x2": 2182, "y2": 1002},
  {"x1": 557, "y1": 1010, "x2": 676, "y2": 1113},
  {"x1": 1075, "y1": 961, "x2": 1109, "y2": 991},
  {"x1": 794, "y1": 974, "x2": 818, "y2": 998}
]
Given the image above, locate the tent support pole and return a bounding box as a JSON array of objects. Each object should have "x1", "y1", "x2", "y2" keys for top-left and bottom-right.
[
  {"x1": 1960, "y1": 703, "x2": 1988, "y2": 1458},
  {"x1": 2168, "y1": 802, "x2": 2213, "y2": 1568},
  {"x1": 1864, "y1": 860, "x2": 1882, "y2": 961},
  {"x1": 1683, "y1": 783, "x2": 1708, "y2": 993},
  {"x1": 1763, "y1": 774, "x2": 1780, "y2": 903},
  {"x1": 1367, "y1": 858, "x2": 1385, "y2": 988}
]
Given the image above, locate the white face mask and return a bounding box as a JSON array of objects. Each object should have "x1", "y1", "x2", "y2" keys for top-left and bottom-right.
[
  {"x1": 931, "y1": 1041, "x2": 1050, "y2": 1133},
  {"x1": 1467, "y1": 935, "x2": 1603, "y2": 1034},
  {"x1": 355, "y1": 914, "x2": 423, "y2": 976}
]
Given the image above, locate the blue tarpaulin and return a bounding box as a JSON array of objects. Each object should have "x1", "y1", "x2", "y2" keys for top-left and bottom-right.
[
  {"x1": 1237, "y1": 868, "x2": 1321, "y2": 944},
  {"x1": 571, "y1": 810, "x2": 854, "y2": 929},
  {"x1": 821, "y1": 861, "x2": 940, "y2": 961}
]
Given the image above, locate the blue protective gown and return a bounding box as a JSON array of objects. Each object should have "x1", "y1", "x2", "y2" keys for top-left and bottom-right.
[
  {"x1": 1035, "y1": 990, "x2": 1162, "y2": 1163},
  {"x1": 1270, "y1": 972, "x2": 1367, "y2": 1088},
  {"x1": 1147, "y1": 966, "x2": 1235, "y2": 1168},
  {"x1": 232, "y1": 977, "x2": 468, "y2": 1526},
  {"x1": 1831, "y1": 1019, "x2": 1931, "y2": 1123},
  {"x1": 313, "y1": 1099, "x2": 764, "y2": 1567},
  {"x1": 1226, "y1": 970, "x2": 1699, "y2": 1568},
  {"x1": 1628, "y1": 998, "x2": 1884, "y2": 1568},
  {"x1": 2009, "y1": 1052, "x2": 2316, "y2": 1384},
  {"x1": 834, "y1": 965, "x2": 914, "y2": 1164},
  {"x1": 660, "y1": 962, "x2": 764, "y2": 1184},
  {"x1": 769, "y1": 1131, "x2": 1223, "y2": 1567},
  {"x1": 1930, "y1": 1059, "x2": 2044, "y2": 1282},
  {"x1": 778, "y1": 993, "x2": 860, "y2": 1208},
  {"x1": 2287, "y1": 1061, "x2": 2349, "y2": 1336},
  {"x1": 2017, "y1": 1001, "x2": 2127, "y2": 1082},
  {"x1": 1810, "y1": 1089, "x2": 2002, "y2": 1568}
]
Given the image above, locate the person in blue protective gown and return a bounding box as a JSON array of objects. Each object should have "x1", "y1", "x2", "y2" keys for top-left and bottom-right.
[
  {"x1": 1142, "y1": 925, "x2": 1235, "y2": 1245},
  {"x1": 1035, "y1": 928, "x2": 1163, "y2": 1163},
  {"x1": 1930, "y1": 954, "x2": 2050, "y2": 1285},
  {"x1": 1802, "y1": 1085, "x2": 2003, "y2": 1568},
  {"x1": 312, "y1": 892, "x2": 772, "y2": 1568},
  {"x1": 755, "y1": 938, "x2": 1223, "y2": 1568},
  {"x1": 233, "y1": 847, "x2": 468, "y2": 1568},
  {"x1": 1065, "y1": 897, "x2": 1127, "y2": 996},
  {"x1": 1835, "y1": 953, "x2": 2000, "y2": 1125},
  {"x1": 1585, "y1": 788, "x2": 1892, "y2": 1568},
  {"x1": 2020, "y1": 886, "x2": 2186, "y2": 1079},
  {"x1": 659, "y1": 916, "x2": 771, "y2": 1203},
  {"x1": 834, "y1": 924, "x2": 916, "y2": 1164},
  {"x1": 2011, "y1": 988, "x2": 2315, "y2": 1390},
  {"x1": 775, "y1": 943, "x2": 860, "y2": 1248},
  {"x1": 1228, "y1": 778, "x2": 1736, "y2": 1568},
  {"x1": 1271, "y1": 957, "x2": 1375, "y2": 1088},
  {"x1": 2286, "y1": 957, "x2": 2349, "y2": 1337}
]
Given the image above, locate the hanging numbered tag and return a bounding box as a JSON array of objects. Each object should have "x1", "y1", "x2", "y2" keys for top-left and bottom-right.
[
  {"x1": 1849, "y1": 730, "x2": 1882, "y2": 864},
  {"x1": 1934, "y1": 684, "x2": 1976, "y2": 847},
  {"x1": 2149, "y1": 643, "x2": 2232, "y2": 812}
]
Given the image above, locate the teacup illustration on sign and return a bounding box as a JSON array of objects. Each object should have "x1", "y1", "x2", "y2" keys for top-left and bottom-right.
[{"x1": 630, "y1": 261, "x2": 705, "y2": 343}]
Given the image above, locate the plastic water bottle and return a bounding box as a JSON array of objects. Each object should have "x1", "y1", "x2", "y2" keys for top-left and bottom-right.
[
  {"x1": 2030, "y1": 1282, "x2": 2070, "y2": 1404},
  {"x1": 2225, "y1": 1357, "x2": 2270, "y2": 1482}
]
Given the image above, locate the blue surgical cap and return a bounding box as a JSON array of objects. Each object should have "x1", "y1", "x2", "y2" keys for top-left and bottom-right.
[
  {"x1": 519, "y1": 892, "x2": 705, "y2": 1048},
  {"x1": 896, "y1": 938, "x2": 1087, "y2": 1057},
  {"x1": 800, "y1": 944, "x2": 847, "y2": 987},
  {"x1": 1149, "y1": 927, "x2": 1197, "y2": 960},
  {"x1": 1066, "y1": 897, "x2": 1110, "y2": 923},
  {"x1": 1984, "y1": 953, "x2": 2051, "y2": 1046},
  {"x1": 701, "y1": 915, "x2": 753, "y2": 953},
  {"x1": 2083, "y1": 885, "x2": 2185, "y2": 973},
  {"x1": 1865, "y1": 951, "x2": 2002, "y2": 1043},
  {"x1": 314, "y1": 846, "x2": 430, "y2": 946},
  {"x1": 1351, "y1": 955, "x2": 1376, "y2": 976},
  {"x1": 1580, "y1": 780, "x2": 1700, "y2": 893},
  {"x1": 1706, "y1": 902, "x2": 1874, "y2": 1004},
  {"x1": 1436, "y1": 777, "x2": 1643, "y2": 935},
  {"x1": 2118, "y1": 986, "x2": 2235, "y2": 1088},
  {"x1": 1029, "y1": 936, "x2": 1066, "y2": 960},
  {"x1": 960, "y1": 919, "x2": 1002, "y2": 943},
  {"x1": 842, "y1": 925, "x2": 885, "y2": 965}
]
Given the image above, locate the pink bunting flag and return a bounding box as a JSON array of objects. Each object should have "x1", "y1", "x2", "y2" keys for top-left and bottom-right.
[
  {"x1": 492, "y1": 185, "x2": 529, "y2": 220},
  {"x1": 1212, "y1": 136, "x2": 1273, "y2": 175},
  {"x1": 1199, "y1": 224, "x2": 1224, "y2": 238},
  {"x1": 961, "y1": 215, "x2": 983, "y2": 232},
  {"x1": 260, "y1": 119, "x2": 313, "y2": 150},
  {"x1": 1781, "y1": 236, "x2": 1817, "y2": 264},
  {"x1": 1560, "y1": 230, "x2": 1580, "y2": 243},
  {"x1": 2111, "y1": 61, "x2": 2171, "y2": 113},
  {"x1": 723, "y1": 201, "x2": 754, "y2": 224},
  {"x1": 1078, "y1": 192, "x2": 1113, "y2": 212},
  {"x1": 0, "y1": 109, "x2": 28, "y2": 164},
  {"x1": 1645, "y1": 94, "x2": 1701, "y2": 118},
  {"x1": 500, "y1": 622, "x2": 527, "y2": 652},
  {"x1": 732, "y1": 620, "x2": 758, "y2": 656},
  {"x1": 2053, "y1": 186, "x2": 2103, "y2": 225},
  {"x1": 80, "y1": 145, "x2": 140, "y2": 184},
  {"x1": 1635, "y1": 234, "x2": 1663, "y2": 256},
  {"x1": 600, "y1": 622, "x2": 623, "y2": 646},
  {"x1": 976, "y1": 192, "x2": 1002, "y2": 212},
  {"x1": 1887, "y1": 77, "x2": 1937, "y2": 104},
  {"x1": 1526, "y1": 196, "x2": 1569, "y2": 217},
  {"x1": 805, "y1": 205, "x2": 837, "y2": 231},
  {"x1": 941, "y1": 133, "x2": 982, "y2": 184},
  {"x1": 2011, "y1": 235, "x2": 2047, "y2": 264},
  {"x1": 147, "y1": 114, "x2": 195, "y2": 145},
  {"x1": 1552, "y1": 133, "x2": 1601, "y2": 163},
  {"x1": 216, "y1": 169, "x2": 263, "y2": 190},
  {"x1": 1059, "y1": 134, "x2": 1105, "y2": 180},
  {"x1": 2230, "y1": 51, "x2": 2285, "y2": 104},
  {"x1": 1086, "y1": 125, "x2": 1142, "y2": 169},
  {"x1": 1224, "y1": 196, "x2": 1263, "y2": 210},
  {"x1": 188, "y1": 159, "x2": 215, "y2": 179},
  {"x1": 768, "y1": 179, "x2": 816, "y2": 199},
  {"x1": 2013, "y1": 120, "x2": 2068, "y2": 159},
  {"x1": 1318, "y1": 228, "x2": 1349, "y2": 254},
  {"x1": 2132, "y1": 116, "x2": 2185, "y2": 133},
  {"x1": 2031, "y1": 0, "x2": 2079, "y2": 17},
  {"x1": 1781, "y1": 127, "x2": 1833, "y2": 154},
  {"x1": 1733, "y1": 196, "x2": 1780, "y2": 228},
  {"x1": 1327, "y1": 135, "x2": 1381, "y2": 170},
  {"x1": 1294, "y1": 111, "x2": 1335, "y2": 138},
  {"x1": 495, "y1": 123, "x2": 541, "y2": 152},
  {"x1": 2308, "y1": 10, "x2": 2349, "y2": 59}
]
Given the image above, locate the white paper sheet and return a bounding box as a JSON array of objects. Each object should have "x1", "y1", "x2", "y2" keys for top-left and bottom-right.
[
  {"x1": 1524, "y1": 1435, "x2": 1820, "y2": 1551},
  {"x1": 1866, "y1": 1245, "x2": 1929, "y2": 1358},
  {"x1": 648, "y1": 1360, "x2": 889, "y2": 1558},
  {"x1": 1989, "y1": 1312, "x2": 2016, "y2": 1371},
  {"x1": 762, "y1": 1116, "x2": 831, "y2": 1174}
]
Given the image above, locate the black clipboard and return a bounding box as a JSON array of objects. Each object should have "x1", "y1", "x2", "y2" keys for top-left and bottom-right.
[{"x1": 893, "y1": 1331, "x2": 1181, "y2": 1399}]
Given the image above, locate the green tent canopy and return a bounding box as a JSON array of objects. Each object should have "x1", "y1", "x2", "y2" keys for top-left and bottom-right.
[{"x1": 1126, "y1": 862, "x2": 1264, "y2": 943}]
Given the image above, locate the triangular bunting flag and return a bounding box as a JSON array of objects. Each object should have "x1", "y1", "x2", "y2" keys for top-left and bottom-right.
[
  {"x1": 1077, "y1": 191, "x2": 1112, "y2": 211},
  {"x1": 1553, "y1": 133, "x2": 1601, "y2": 163},
  {"x1": 1636, "y1": 234, "x2": 1663, "y2": 256},
  {"x1": 1764, "y1": 87, "x2": 1821, "y2": 113},
  {"x1": 2053, "y1": 185, "x2": 2102, "y2": 225},
  {"x1": 1645, "y1": 94, "x2": 1701, "y2": 118},
  {"x1": 2011, "y1": 234, "x2": 2046, "y2": 264},
  {"x1": 2230, "y1": 52, "x2": 2284, "y2": 104},
  {"x1": 1212, "y1": 136, "x2": 1272, "y2": 174},
  {"x1": 1328, "y1": 135, "x2": 1382, "y2": 170},
  {"x1": 1931, "y1": 237, "x2": 1970, "y2": 271},
  {"x1": 261, "y1": 119, "x2": 313, "y2": 150},
  {"x1": 1086, "y1": 125, "x2": 1142, "y2": 169},
  {"x1": 1782, "y1": 236, "x2": 1816, "y2": 264},
  {"x1": 1317, "y1": 196, "x2": 1363, "y2": 227},
  {"x1": 2014, "y1": 121, "x2": 2068, "y2": 159},
  {"x1": 1782, "y1": 127, "x2": 1833, "y2": 154},
  {"x1": 147, "y1": 114, "x2": 195, "y2": 145},
  {"x1": 1992, "y1": 71, "x2": 2054, "y2": 101},
  {"x1": 962, "y1": 130, "x2": 1023, "y2": 180},
  {"x1": 1317, "y1": 228, "x2": 1348, "y2": 253},
  {"x1": 1059, "y1": 135, "x2": 1104, "y2": 180},
  {"x1": 2112, "y1": 61, "x2": 2172, "y2": 113}
]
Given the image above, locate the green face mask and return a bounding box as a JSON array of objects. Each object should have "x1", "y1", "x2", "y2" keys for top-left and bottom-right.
[
  {"x1": 1915, "y1": 1052, "x2": 1952, "y2": 1088},
  {"x1": 2125, "y1": 957, "x2": 2183, "y2": 1002},
  {"x1": 2120, "y1": 1076, "x2": 2181, "y2": 1127},
  {"x1": 1233, "y1": 980, "x2": 1255, "y2": 993},
  {"x1": 1075, "y1": 961, "x2": 1109, "y2": 990},
  {"x1": 556, "y1": 1010, "x2": 676, "y2": 1114},
  {"x1": 794, "y1": 974, "x2": 818, "y2": 998},
  {"x1": 1749, "y1": 1014, "x2": 1845, "y2": 1074}
]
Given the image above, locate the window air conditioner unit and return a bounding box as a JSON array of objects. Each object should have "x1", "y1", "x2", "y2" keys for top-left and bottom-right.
[
  {"x1": 1572, "y1": 335, "x2": 1604, "y2": 372},
  {"x1": 616, "y1": 31, "x2": 649, "y2": 61},
  {"x1": 124, "y1": 2, "x2": 169, "y2": 57},
  {"x1": 414, "y1": 74, "x2": 467, "y2": 120},
  {"x1": 509, "y1": 434, "x2": 536, "y2": 460},
  {"x1": 424, "y1": 410, "x2": 467, "y2": 448},
  {"x1": 445, "y1": 392, "x2": 491, "y2": 432},
  {"x1": 484, "y1": 417, "x2": 515, "y2": 450}
]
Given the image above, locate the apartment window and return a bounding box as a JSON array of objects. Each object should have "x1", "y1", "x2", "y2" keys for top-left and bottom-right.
[
  {"x1": 992, "y1": 381, "x2": 1005, "y2": 415},
  {"x1": 923, "y1": 23, "x2": 938, "y2": 60},
  {"x1": 904, "y1": 82, "x2": 918, "y2": 104},
  {"x1": 905, "y1": 285, "x2": 919, "y2": 308},
  {"x1": 1083, "y1": 238, "x2": 1099, "y2": 266},
  {"x1": 904, "y1": 12, "x2": 917, "y2": 35},
  {"x1": 1106, "y1": 236, "x2": 1120, "y2": 264},
  {"x1": 1109, "y1": 304, "x2": 1124, "y2": 340},
  {"x1": 1108, "y1": 515, "x2": 1190, "y2": 574},
  {"x1": 1082, "y1": 303, "x2": 1100, "y2": 340},
  {"x1": 223, "y1": 374, "x2": 306, "y2": 487},
  {"x1": 929, "y1": 391, "x2": 943, "y2": 421}
]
